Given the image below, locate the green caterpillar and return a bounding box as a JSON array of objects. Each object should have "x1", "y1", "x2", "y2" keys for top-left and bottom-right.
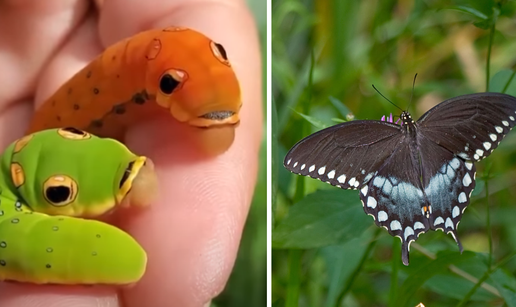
[{"x1": 0, "y1": 127, "x2": 158, "y2": 285}]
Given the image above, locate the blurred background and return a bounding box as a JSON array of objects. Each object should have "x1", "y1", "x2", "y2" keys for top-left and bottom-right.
[
  {"x1": 273, "y1": 0, "x2": 516, "y2": 306},
  {"x1": 211, "y1": 0, "x2": 267, "y2": 306}
]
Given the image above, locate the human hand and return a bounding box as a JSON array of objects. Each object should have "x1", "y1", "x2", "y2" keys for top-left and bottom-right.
[{"x1": 0, "y1": 0, "x2": 262, "y2": 306}]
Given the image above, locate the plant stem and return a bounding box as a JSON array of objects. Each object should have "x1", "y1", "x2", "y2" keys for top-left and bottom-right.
[{"x1": 485, "y1": 21, "x2": 496, "y2": 91}]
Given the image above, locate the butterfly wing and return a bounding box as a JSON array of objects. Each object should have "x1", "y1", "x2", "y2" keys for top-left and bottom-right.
[
  {"x1": 284, "y1": 121, "x2": 403, "y2": 190},
  {"x1": 417, "y1": 136, "x2": 476, "y2": 250},
  {"x1": 358, "y1": 138, "x2": 429, "y2": 265},
  {"x1": 417, "y1": 93, "x2": 516, "y2": 162}
]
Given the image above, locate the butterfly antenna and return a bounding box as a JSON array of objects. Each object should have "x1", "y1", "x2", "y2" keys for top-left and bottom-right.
[
  {"x1": 406, "y1": 73, "x2": 418, "y2": 112},
  {"x1": 372, "y1": 84, "x2": 403, "y2": 112}
]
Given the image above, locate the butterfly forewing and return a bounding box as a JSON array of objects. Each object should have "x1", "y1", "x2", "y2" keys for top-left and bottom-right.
[
  {"x1": 284, "y1": 121, "x2": 402, "y2": 190},
  {"x1": 418, "y1": 93, "x2": 516, "y2": 162}
]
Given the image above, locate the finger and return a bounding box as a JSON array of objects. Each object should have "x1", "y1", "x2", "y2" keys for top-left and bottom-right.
[
  {"x1": 0, "y1": 3, "x2": 125, "y2": 307},
  {"x1": 0, "y1": 283, "x2": 119, "y2": 307},
  {"x1": 0, "y1": 0, "x2": 89, "y2": 147},
  {"x1": 96, "y1": 0, "x2": 262, "y2": 306},
  {"x1": 0, "y1": 0, "x2": 89, "y2": 108}
]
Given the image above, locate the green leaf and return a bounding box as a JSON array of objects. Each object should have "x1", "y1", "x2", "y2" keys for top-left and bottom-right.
[
  {"x1": 322, "y1": 231, "x2": 374, "y2": 307},
  {"x1": 449, "y1": 5, "x2": 489, "y2": 20},
  {"x1": 395, "y1": 251, "x2": 476, "y2": 306},
  {"x1": 328, "y1": 96, "x2": 352, "y2": 119},
  {"x1": 471, "y1": 178, "x2": 485, "y2": 197},
  {"x1": 272, "y1": 189, "x2": 371, "y2": 249},
  {"x1": 490, "y1": 268, "x2": 516, "y2": 307},
  {"x1": 331, "y1": 118, "x2": 347, "y2": 124},
  {"x1": 291, "y1": 109, "x2": 330, "y2": 130},
  {"x1": 425, "y1": 273, "x2": 496, "y2": 301},
  {"x1": 489, "y1": 69, "x2": 516, "y2": 96}
]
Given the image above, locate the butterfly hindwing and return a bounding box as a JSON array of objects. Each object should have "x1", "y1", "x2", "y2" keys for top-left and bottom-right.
[
  {"x1": 284, "y1": 121, "x2": 402, "y2": 190},
  {"x1": 418, "y1": 136, "x2": 477, "y2": 252},
  {"x1": 359, "y1": 137, "x2": 430, "y2": 265}
]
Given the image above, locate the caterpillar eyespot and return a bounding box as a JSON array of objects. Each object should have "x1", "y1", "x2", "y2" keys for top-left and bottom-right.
[
  {"x1": 210, "y1": 41, "x2": 230, "y2": 66},
  {"x1": 0, "y1": 128, "x2": 159, "y2": 284},
  {"x1": 10, "y1": 163, "x2": 24, "y2": 188},
  {"x1": 159, "y1": 72, "x2": 182, "y2": 95},
  {"x1": 57, "y1": 127, "x2": 91, "y2": 139},
  {"x1": 43, "y1": 175, "x2": 78, "y2": 206}
]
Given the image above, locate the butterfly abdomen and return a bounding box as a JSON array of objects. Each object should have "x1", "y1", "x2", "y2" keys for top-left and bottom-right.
[{"x1": 0, "y1": 198, "x2": 146, "y2": 285}]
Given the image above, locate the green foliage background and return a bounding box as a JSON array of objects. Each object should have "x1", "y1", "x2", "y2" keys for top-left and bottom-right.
[
  {"x1": 211, "y1": 1, "x2": 267, "y2": 307},
  {"x1": 272, "y1": 0, "x2": 516, "y2": 306}
]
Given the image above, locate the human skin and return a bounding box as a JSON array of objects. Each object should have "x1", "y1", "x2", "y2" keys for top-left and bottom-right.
[{"x1": 0, "y1": 0, "x2": 262, "y2": 306}]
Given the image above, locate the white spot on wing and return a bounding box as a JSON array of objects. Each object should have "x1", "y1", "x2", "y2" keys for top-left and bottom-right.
[
  {"x1": 293, "y1": 162, "x2": 298, "y2": 168},
  {"x1": 465, "y1": 162, "x2": 473, "y2": 170},
  {"x1": 452, "y1": 206, "x2": 460, "y2": 218},
  {"x1": 318, "y1": 166, "x2": 326, "y2": 175},
  {"x1": 367, "y1": 196, "x2": 377, "y2": 209},
  {"x1": 414, "y1": 222, "x2": 425, "y2": 230},
  {"x1": 300, "y1": 164, "x2": 306, "y2": 170},
  {"x1": 361, "y1": 185, "x2": 368, "y2": 196},
  {"x1": 495, "y1": 126, "x2": 503, "y2": 133},
  {"x1": 390, "y1": 220, "x2": 402, "y2": 231},
  {"x1": 474, "y1": 154, "x2": 479, "y2": 160},
  {"x1": 476, "y1": 149, "x2": 484, "y2": 157},
  {"x1": 510, "y1": 116, "x2": 515, "y2": 121},
  {"x1": 378, "y1": 211, "x2": 388, "y2": 222},
  {"x1": 445, "y1": 217, "x2": 454, "y2": 230},
  {"x1": 309, "y1": 165, "x2": 315, "y2": 172},
  {"x1": 463, "y1": 173, "x2": 472, "y2": 187},
  {"x1": 337, "y1": 175, "x2": 346, "y2": 183},
  {"x1": 503, "y1": 120, "x2": 509, "y2": 127},
  {"x1": 489, "y1": 134, "x2": 497, "y2": 141},
  {"x1": 458, "y1": 192, "x2": 467, "y2": 203},
  {"x1": 348, "y1": 177, "x2": 357, "y2": 186},
  {"x1": 364, "y1": 173, "x2": 373, "y2": 183},
  {"x1": 483, "y1": 142, "x2": 492, "y2": 150},
  {"x1": 287, "y1": 158, "x2": 291, "y2": 165},
  {"x1": 404, "y1": 227, "x2": 414, "y2": 240},
  {"x1": 434, "y1": 216, "x2": 444, "y2": 226},
  {"x1": 327, "y1": 170, "x2": 335, "y2": 179}
]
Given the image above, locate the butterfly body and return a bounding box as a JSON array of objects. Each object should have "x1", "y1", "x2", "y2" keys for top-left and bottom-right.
[{"x1": 284, "y1": 92, "x2": 516, "y2": 265}]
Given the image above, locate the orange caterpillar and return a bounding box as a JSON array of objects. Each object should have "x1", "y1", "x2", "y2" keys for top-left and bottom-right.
[{"x1": 27, "y1": 27, "x2": 242, "y2": 155}]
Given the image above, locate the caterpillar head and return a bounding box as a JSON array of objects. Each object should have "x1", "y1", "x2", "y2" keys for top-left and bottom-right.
[
  {"x1": 5, "y1": 128, "x2": 158, "y2": 217},
  {"x1": 116, "y1": 156, "x2": 158, "y2": 209},
  {"x1": 146, "y1": 27, "x2": 242, "y2": 155}
]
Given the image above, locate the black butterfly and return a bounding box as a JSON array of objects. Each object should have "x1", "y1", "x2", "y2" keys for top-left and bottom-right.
[{"x1": 284, "y1": 92, "x2": 516, "y2": 265}]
